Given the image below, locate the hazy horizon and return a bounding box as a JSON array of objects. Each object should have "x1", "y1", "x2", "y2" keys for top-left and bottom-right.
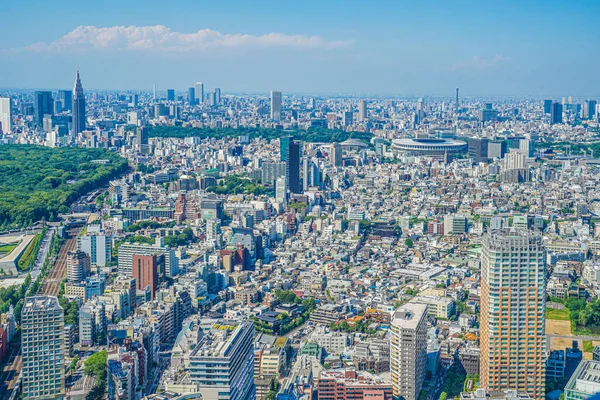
[{"x1": 2, "y1": 0, "x2": 599, "y2": 97}]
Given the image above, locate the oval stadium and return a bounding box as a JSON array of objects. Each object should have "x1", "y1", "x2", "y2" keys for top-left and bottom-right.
[{"x1": 391, "y1": 137, "x2": 467, "y2": 156}]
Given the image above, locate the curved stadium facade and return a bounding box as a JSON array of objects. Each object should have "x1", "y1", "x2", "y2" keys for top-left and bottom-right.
[{"x1": 391, "y1": 138, "x2": 467, "y2": 156}]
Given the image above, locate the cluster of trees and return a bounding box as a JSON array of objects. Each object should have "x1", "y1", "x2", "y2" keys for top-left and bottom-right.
[
  {"x1": 164, "y1": 227, "x2": 197, "y2": 247},
  {"x1": 84, "y1": 350, "x2": 108, "y2": 400},
  {"x1": 58, "y1": 279, "x2": 79, "y2": 326},
  {"x1": 126, "y1": 220, "x2": 176, "y2": 232},
  {"x1": 146, "y1": 125, "x2": 373, "y2": 144},
  {"x1": 564, "y1": 297, "x2": 600, "y2": 333},
  {"x1": 207, "y1": 175, "x2": 272, "y2": 196},
  {"x1": 252, "y1": 290, "x2": 317, "y2": 335},
  {"x1": 441, "y1": 363, "x2": 467, "y2": 398},
  {"x1": 17, "y1": 232, "x2": 44, "y2": 272},
  {"x1": 0, "y1": 145, "x2": 128, "y2": 227},
  {"x1": 330, "y1": 319, "x2": 377, "y2": 335}
]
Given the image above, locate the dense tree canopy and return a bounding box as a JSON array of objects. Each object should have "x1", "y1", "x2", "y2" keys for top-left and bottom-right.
[
  {"x1": 0, "y1": 145, "x2": 128, "y2": 227},
  {"x1": 146, "y1": 125, "x2": 373, "y2": 144}
]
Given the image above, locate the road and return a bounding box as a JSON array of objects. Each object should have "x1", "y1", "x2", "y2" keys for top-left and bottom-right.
[
  {"x1": 29, "y1": 226, "x2": 55, "y2": 281},
  {"x1": 547, "y1": 333, "x2": 600, "y2": 341}
]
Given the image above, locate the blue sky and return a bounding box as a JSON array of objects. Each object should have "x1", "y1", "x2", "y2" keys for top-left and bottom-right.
[{"x1": 1, "y1": 0, "x2": 599, "y2": 96}]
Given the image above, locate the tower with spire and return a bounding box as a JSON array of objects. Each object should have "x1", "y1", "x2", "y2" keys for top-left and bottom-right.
[{"x1": 72, "y1": 68, "x2": 86, "y2": 136}]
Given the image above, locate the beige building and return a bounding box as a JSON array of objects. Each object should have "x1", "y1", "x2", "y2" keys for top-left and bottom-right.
[{"x1": 390, "y1": 303, "x2": 427, "y2": 400}]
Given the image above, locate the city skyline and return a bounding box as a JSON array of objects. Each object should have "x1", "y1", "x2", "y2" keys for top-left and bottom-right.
[{"x1": 1, "y1": 0, "x2": 599, "y2": 96}]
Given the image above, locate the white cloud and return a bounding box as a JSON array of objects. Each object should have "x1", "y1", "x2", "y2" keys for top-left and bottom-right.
[
  {"x1": 19, "y1": 25, "x2": 352, "y2": 53},
  {"x1": 452, "y1": 54, "x2": 513, "y2": 70}
]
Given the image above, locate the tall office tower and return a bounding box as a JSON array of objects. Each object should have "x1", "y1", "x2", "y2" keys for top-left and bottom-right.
[
  {"x1": 468, "y1": 137, "x2": 489, "y2": 164},
  {"x1": 330, "y1": 142, "x2": 343, "y2": 167},
  {"x1": 455, "y1": 87, "x2": 459, "y2": 113},
  {"x1": 34, "y1": 90, "x2": 53, "y2": 128},
  {"x1": 390, "y1": 303, "x2": 427, "y2": 400},
  {"x1": 188, "y1": 87, "x2": 196, "y2": 105},
  {"x1": 275, "y1": 176, "x2": 287, "y2": 203},
  {"x1": 0, "y1": 97, "x2": 11, "y2": 133},
  {"x1": 280, "y1": 136, "x2": 301, "y2": 193},
  {"x1": 67, "y1": 250, "x2": 91, "y2": 283},
  {"x1": 195, "y1": 82, "x2": 204, "y2": 103},
  {"x1": 167, "y1": 89, "x2": 175, "y2": 101},
  {"x1": 72, "y1": 69, "x2": 86, "y2": 135},
  {"x1": 416, "y1": 98, "x2": 424, "y2": 124},
  {"x1": 78, "y1": 233, "x2": 112, "y2": 267},
  {"x1": 21, "y1": 296, "x2": 65, "y2": 400},
  {"x1": 215, "y1": 88, "x2": 221, "y2": 105},
  {"x1": 583, "y1": 100, "x2": 597, "y2": 120},
  {"x1": 342, "y1": 110, "x2": 353, "y2": 127},
  {"x1": 188, "y1": 321, "x2": 256, "y2": 400},
  {"x1": 358, "y1": 99, "x2": 367, "y2": 121},
  {"x1": 132, "y1": 254, "x2": 159, "y2": 299},
  {"x1": 302, "y1": 157, "x2": 310, "y2": 192},
  {"x1": 543, "y1": 99, "x2": 552, "y2": 114},
  {"x1": 153, "y1": 84, "x2": 156, "y2": 100},
  {"x1": 551, "y1": 102, "x2": 563, "y2": 125},
  {"x1": 136, "y1": 126, "x2": 149, "y2": 147},
  {"x1": 58, "y1": 90, "x2": 73, "y2": 112},
  {"x1": 480, "y1": 229, "x2": 546, "y2": 400},
  {"x1": 270, "y1": 90, "x2": 282, "y2": 122}
]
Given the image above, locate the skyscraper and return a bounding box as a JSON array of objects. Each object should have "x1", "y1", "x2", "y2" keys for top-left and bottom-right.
[
  {"x1": 280, "y1": 136, "x2": 301, "y2": 193},
  {"x1": 59, "y1": 90, "x2": 73, "y2": 112},
  {"x1": 358, "y1": 100, "x2": 367, "y2": 121},
  {"x1": 330, "y1": 142, "x2": 342, "y2": 167},
  {"x1": 551, "y1": 102, "x2": 563, "y2": 125},
  {"x1": 167, "y1": 89, "x2": 175, "y2": 101},
  {"x1": 390, "y1": 303, "x2": 427, "y2": 400},
  {"x1": 0, "y1": 97, "x2": 11, "y2": 133},
  {"x1": 215, "y1": 88, "x2": 221, "y2": 105},
  {"x1": 468, "y1": 137, "x2": 489, "y2": 164},
  {"x1": 72, "y1": 68, "x2": 86, "y2": 135},
  {"x1": 188, "y1": 87, "x2": 196, "y2": 105},
  {"x1": 583, "y1": 100, "x2": 597, "y2": 120},
  {"x1": 195, "y1": 82, "x2": 204, "y2": 103},
  {"x1": 543, "y1": 99, "x2": 552, "y2": 114},
  {"x1": 34, "y1": 90, "x2": 53, "y2": 128},
  {"x1": 480, "y1": 229, "x2": 546, "y2": 400},
  {"x1": 270, "y1": 90, "x2": 282, "y2": 122},
  {"x1": 21, "y1": 296, "x2": 65, "y2": 400}
]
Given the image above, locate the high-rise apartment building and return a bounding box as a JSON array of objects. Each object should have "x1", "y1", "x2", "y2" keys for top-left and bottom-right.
[
  {"x1": 195, "y1": 82, "x2": 204, "y2": 103},
  {"x1": 270, "y1": 90, "x2": 282, "y2": 122},
  {"x1": 72, "y1": 69, "x2": 86, "y2": 135},
  {"x1": 280, "y1": 136, "x2": 301, "y2": 193},
  {"x1": 480, "y1": 229, "x2": 546, "y2": 400},
  {"x1": 390, "y1": 303, "x2": 427, "y2": 400},
  {"x1": 78, "y1": 233, "x2": 112, "y2": 267},
  {"x1": 79, "y1": 298, "x2": 107, "y2": 346},
  {"x1": 132, "y1": 254, "x2": 159, "y2": 299},
  {"x1": 67, "y1": 250, "x2": 91, "y2": 283},
  {"x1": 0, "y1": 97, "x2": 11, "y2": 133},
  {"x1": 34, "y1": 90, "x2": 53, "y2": 128},
  {"x1": 117, "y1": 240, "x2": 178, "y2": 277},
  {"x1": 187, "y1": 321, "x2": 255, "y2": 400},
  {"x1": 21, "y1": 296, "x2": 65, "y2": 400}
]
